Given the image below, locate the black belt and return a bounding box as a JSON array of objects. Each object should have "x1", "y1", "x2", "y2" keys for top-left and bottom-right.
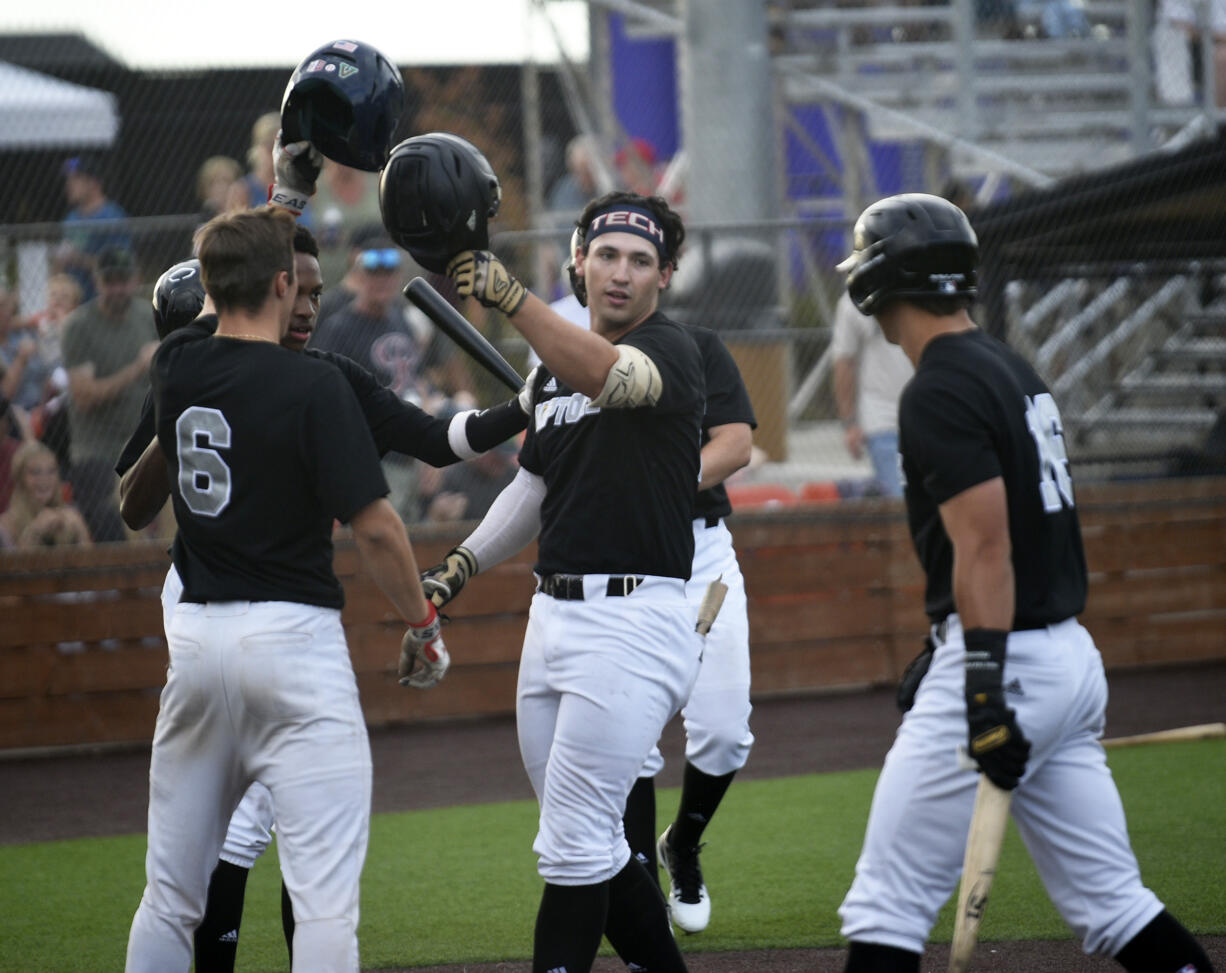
[
  {"x1": 702, "y1": 515, "x2": 721, "y2": 528},
  {"x1": 933, "y1": 616, "x2": 1053, "y2": 644},
  {"x1": 538, "y1": 574, "x2": 644, "y2": 600}
]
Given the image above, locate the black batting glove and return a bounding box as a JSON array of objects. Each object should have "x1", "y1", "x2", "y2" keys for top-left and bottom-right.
[
  {"x1": 420, "y1": 545, "x2": 477, "y2": 610},
  {"x1": 964, "y1": 628, "x2": 1031, "y2": 790}
]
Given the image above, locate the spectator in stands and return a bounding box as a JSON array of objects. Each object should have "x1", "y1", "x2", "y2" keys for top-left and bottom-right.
[
  {"x1": 61, "y1": 246, "x2": 158, "y2": 543},
  {"x1": 547, "y1": 134, "x2": 602, "y2": 216},
  {"x1": 55, "y1": 154, "x2": 133, "y2": 302},
  {"x1": 615, "y1": 136, "x2": 661, "y2": 196},
  {"x1": 311, "y1": 236, "x2": 431, "y2": 521},
  {"x1": 422, "y1": 437, "x2": 519, "y2": 523},
  {"x1": 0, "y1": 440, "x2": 91, "y2": 549},
  {"x1": 316, "y1": 222, "x2": 390, "y2": 322},
  {"x1": 831, "y1": 290, "x2": 913, "y2": 497},
  {"x1": 1156, "y1": 0, "x2": 1226, "y2": 107},
  {"x1": 195, "y1": 155, "x2": 245, "y2": 224},
  {"x1": 24, "y1": 274, "x2": 82, "y2": 479},
  {"x1": 312, "y1": 161, "x2": 386, "y2": 289},
  {"x1": 0, "y1": 285, "x2": 51, "y2": 415}
]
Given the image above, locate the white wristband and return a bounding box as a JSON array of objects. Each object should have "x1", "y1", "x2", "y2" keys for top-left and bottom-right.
[{"x1": 269, "y1": 184, "x2": 310, "y2": 216}]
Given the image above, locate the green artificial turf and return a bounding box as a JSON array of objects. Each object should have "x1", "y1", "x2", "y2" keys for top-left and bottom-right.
[{"x1": 2, "y1": 741, "x2": 1221, "y2": 972}]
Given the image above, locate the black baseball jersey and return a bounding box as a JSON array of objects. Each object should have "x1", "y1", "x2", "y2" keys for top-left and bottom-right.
[
  {"x1": 897, "y1": 328, "x2": 1087, "y2": 628},
  {"x1": 118, "y1": 315, "x2": 527, "y2": 476},
  {"x1": 519, "y1": 311, "x2": 704, "y2": 579},
  {"x1": 682, "y1": 323, "x2": 756, "y2": 523},
  {"x1": 153, "y1": 329, "x2": 388, "y2": 609}
]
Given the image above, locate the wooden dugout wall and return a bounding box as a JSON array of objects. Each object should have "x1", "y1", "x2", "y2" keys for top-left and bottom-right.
[{"x1": 1, "y1": 478, "x2": 1223, "y2": 751}]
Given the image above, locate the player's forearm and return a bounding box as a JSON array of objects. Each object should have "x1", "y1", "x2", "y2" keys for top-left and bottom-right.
[
  {"x1": 351, "y1": 499, "x2": 432, "y2": 623},
  {"x1": 71, "y1": 360, "x2": 145, "y2": 411},
  {"x1": 458, "y1": 467, "x2": 544, "y2": 571},
  {"x1": 833, "y1": 359, "x2": 857, "y2": 425},
  {"x1": 507, "y1": 292, "x2": 617, "y2": 399},
  {"x1": 952, "y1": 540, "x2": 1014, "y2": 631},
  {"x1": 119, "y1": 438, "x2": 171, "y2": 530},
  {"x1": 698, "y1": 423, "x2": 754, "y2": 491}
]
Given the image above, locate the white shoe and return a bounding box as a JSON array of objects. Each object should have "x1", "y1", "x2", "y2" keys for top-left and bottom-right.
[{"x1": 657, "y1": 824, "x2": 710, "y2": 933}]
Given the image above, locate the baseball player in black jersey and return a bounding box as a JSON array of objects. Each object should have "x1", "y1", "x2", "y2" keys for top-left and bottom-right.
[
  {"x1": 124, "y1": 206, "x2": 446, "y2": 973},
  {"x1": 116, "y1": 224, "x2": 531, "y2": 973},
  {"x1": 411, "y1": 191, "x2": 704, "y2": 973},
  {"x1": 835, "y1": 193, "x2": 1214, "y2": 973},
  {"x1": 544, "y1": 231, "x2": 758, "y2": 936}
]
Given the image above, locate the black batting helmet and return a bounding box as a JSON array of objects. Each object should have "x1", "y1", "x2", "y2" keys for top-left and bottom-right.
[
  {"x1": 378, "y1": 133, "x2": 501, "y2": 273},
  {"x1": 838, "y1": 193, "x2": 977, "y2": 315},
  {"x1": 151, "y1": 259, "x2": 206, "y2": 339},
  {"x1": 281, "y1": 40, "x2": 404, "y2": 172}
]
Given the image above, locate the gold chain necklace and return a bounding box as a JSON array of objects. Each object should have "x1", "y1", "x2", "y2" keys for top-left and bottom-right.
[{"x1": 215, "y1": 332, "x2": 277, "y2": 344}]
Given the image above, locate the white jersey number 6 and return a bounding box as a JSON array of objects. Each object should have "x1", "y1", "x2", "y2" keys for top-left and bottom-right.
[
  {"x1": 1024, "y1": 392, "x2": 1074, "y2": 513},
  {"x1": 176, "y1": 406, "x2": 233, "y2": 517}
]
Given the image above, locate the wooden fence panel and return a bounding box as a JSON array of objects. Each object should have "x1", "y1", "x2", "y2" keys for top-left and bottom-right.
[{"x1": 1, "y1": 478, "x2": 1222, "y2": 750}]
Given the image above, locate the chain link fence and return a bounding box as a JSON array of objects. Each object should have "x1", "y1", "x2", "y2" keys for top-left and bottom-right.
[{"x1": 0, "y1": 1, "x2": 1223, "y2": 545}]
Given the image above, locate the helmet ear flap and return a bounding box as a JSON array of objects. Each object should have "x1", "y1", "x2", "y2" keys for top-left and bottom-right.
[{"x1": 564, "y1": 227, "x2": 588, "y2": 307}]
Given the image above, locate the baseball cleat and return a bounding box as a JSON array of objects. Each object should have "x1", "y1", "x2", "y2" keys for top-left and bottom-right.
[{"x1": 657, "y1": 824, "x2": 710, "y2": 933}]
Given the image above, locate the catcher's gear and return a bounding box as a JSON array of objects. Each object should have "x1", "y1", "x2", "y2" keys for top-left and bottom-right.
[
  {"x1": 280, "y1": 40, "x2": 404, "y2": 172},
  {"x1": 446, "y1": 250, "x2": 526, "y2": 317},
  {"x1": 964, "y1": 628, "x2": 1031, "y2": 790},
  {"x1": 564, "y1": 226, "x2": 588, "y2": 307},
  {"x1": 151, "y1": 259, "x2": 206, "y2": 339},
  {"x1": 837, "y1": 193, "x2": 977, "y2": 315},
  {"x1": 269, "y1": 132, "x2": 324, "y2": 217},
  {"x1": 896, "y1": 635, "x2": 935, "y2": 713},
  {"x1": 379, "y1": 133, "x2": 501, "y2": 272},
  {"x1": 421, "y1": 545, "x2": 478, "y2": 609},
  {"x1": 398, "y1": 602, "x2": 450, "y2": 689}
]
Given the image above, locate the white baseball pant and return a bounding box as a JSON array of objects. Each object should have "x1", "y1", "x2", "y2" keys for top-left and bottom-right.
[
  {"x1": 125, "y1": 598, "x2": 371, "y2": 973},
  {"x1": 160, "y1": 567, "x2": 280, "y2": 871},
  {"x1": 839, "y1": 613, "x2": 1164, "y2": 956},
  {"x1": 517, "y1": 574, "x2": 703, "y2": 885},
  {"x1": 641, "y1": 518, "x2": 753, "y2": 778}
]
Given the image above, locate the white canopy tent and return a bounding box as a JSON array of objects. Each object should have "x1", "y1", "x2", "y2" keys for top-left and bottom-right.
[{"x1": 0, "y1": 60, "x2": 118, "y2": 150}]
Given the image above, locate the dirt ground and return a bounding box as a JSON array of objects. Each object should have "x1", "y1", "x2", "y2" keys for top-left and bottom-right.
[{"x1": 3, "y1": 660, "x2": 1223, "y2": 971}]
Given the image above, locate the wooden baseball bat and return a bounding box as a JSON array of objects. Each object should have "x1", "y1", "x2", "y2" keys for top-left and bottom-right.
[
  {"x1": 949, "y1": 775, "x2": 1012, "y2": 973},
  {"x1": 1102, "y1": 722, "x2": 1225, "y2": 750},
  {"x1": 404, "y1": 277, "x2": 525, "y2": 393}
]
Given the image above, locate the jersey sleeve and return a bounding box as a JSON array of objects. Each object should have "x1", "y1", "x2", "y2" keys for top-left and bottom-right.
[
  {"x1": 299, "y1": 367, "x2": 390, "y2": 524},
  {"x1": 622, "y1": 321, "x2": 703, "y2": 415},
  {"x1": 695, "y1": 330, "x2": 756, "y2": 429},
  {"x1": 115, "y1": 391, "x2": 156, "y2": 476},
  {"x1": 899, "y1": 368, "x2": 1002, "y2": 505}
]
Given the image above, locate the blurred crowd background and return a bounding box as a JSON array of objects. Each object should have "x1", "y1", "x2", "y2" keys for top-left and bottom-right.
[{"x1": 0, "y1": 0, "x2": 1224, "y2": 548}]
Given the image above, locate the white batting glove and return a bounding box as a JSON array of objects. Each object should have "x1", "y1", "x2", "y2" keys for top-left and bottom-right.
[
  {"x1": 269, "y1": 130, "x2": 323, "y2": 217},
  {"x1": 517, "y1": 366, "x2": 540, "y2": 415},
  {"x1": 398, "y1": 603, "x2": 450, "y2": 689}
]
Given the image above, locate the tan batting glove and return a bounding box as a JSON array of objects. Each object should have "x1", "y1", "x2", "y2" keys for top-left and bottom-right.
[{"x1": 446, "y1": 250, "x2": 527, "y2": 317}]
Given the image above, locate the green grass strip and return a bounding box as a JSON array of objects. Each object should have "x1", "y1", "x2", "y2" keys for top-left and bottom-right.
[{"x1": 1, "y1": 740, "x2": 1220, "y2": 971}]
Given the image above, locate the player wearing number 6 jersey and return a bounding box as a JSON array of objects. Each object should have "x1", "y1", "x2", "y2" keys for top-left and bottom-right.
[
  {"x1": 834, "y1": 194, "x2": 1213, "y2": 973},
  {"x1": 125, "y1": 207, "x2": 443, "y2": 973}
]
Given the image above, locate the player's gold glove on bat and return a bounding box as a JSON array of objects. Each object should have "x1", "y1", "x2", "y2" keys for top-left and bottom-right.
[
  {"x1": 446, "y1": 250, "x2": 527, "y2": 317},
  {"x1": 420, "y1": 545, "x2": 478, "y2": 610}
]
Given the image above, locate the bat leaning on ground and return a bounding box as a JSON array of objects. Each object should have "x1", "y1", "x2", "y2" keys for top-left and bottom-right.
[
  {"x1": 404, "y1": 277, "x2": 525, "y2": 394},
  {"x1": 1102, "y1": 722, "x2": 1226, "y2": 749},
  {"x1": 949, "y1": 774, "x2": 1012, "y2": 973}
]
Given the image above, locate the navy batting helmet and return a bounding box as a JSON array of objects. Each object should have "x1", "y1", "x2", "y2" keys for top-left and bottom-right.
[
  {"x1": 378, "y1": 133, "x2": 501, "y2": 273},
  {"x1": 838, "y1": 193, "x2": 977, "y2": 315},
  {"x1": 151, "y1": 259, "x2": 206, "y2": 339},
  {"x1": 281, "y1": 40, "x2": 404, "y2": 172}
]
